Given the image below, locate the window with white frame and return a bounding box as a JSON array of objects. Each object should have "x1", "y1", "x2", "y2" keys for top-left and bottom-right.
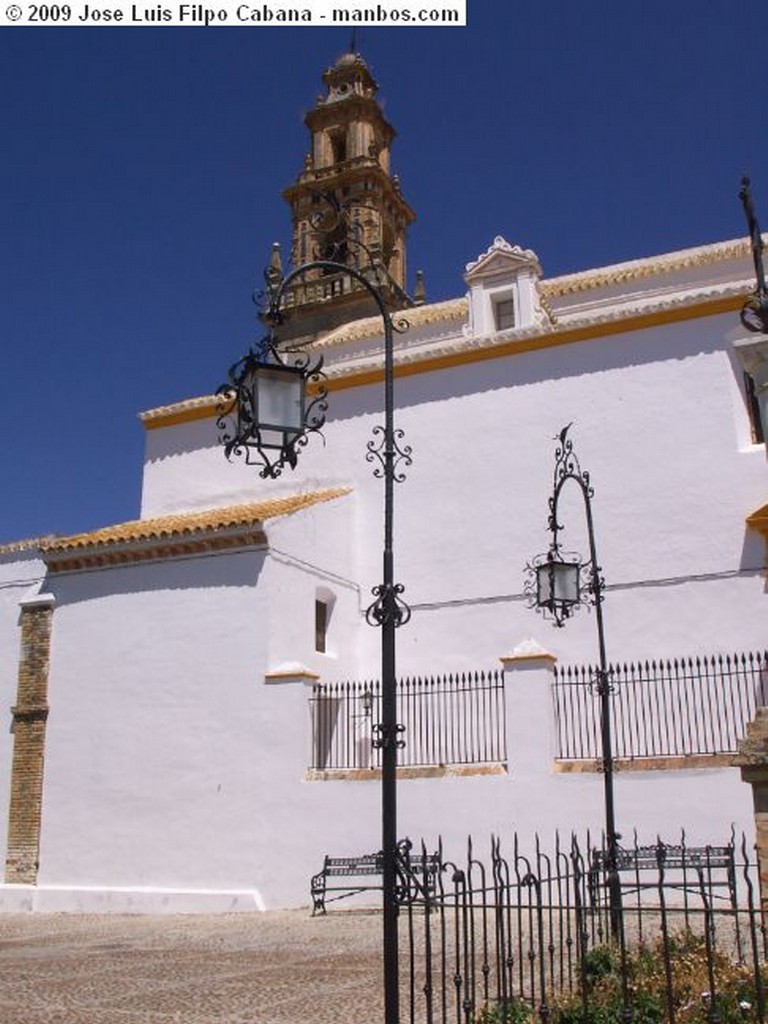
[{"x1": 494, "y1": 296, "x2": 515, "y2": 330}]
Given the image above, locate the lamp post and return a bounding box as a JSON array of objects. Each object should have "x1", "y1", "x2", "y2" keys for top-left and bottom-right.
[
  {"x1": 526, "y1": 424, "x2": 622, "y2": 936},
  {"x1": 740, "y1": 176, "x2": 768, "y2": 336},
  {"x1": 217, "y1": 202, "x2": 411, "y2": 1024}
]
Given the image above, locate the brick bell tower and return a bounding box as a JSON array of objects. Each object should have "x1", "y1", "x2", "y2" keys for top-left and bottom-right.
[{"x1": 277, "y1": 50, "x2": 417, "y2": 339}]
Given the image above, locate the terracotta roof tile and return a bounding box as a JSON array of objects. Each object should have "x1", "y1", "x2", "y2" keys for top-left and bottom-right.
[
  {"x1": 40, "y1": 488, "x2": 350, "y2": 566},
  {"x1": 0, "y1": 534, "x2": 58, "y2": 556}
]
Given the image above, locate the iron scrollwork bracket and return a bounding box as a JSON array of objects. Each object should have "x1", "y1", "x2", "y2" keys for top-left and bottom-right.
[
  {"x1": 586, "y1": 562, "x2": 606, "y2": 604},
  {"x1": 590, "y1": 667, "x2": 616, "y2": 698},
  {"x1": 372, "y1": 722, "x2": 406, "y2": 751},
  {"x1": 366, "y1": 426, "x2": 413, "y2": 482},
  {"x1": 365, "y1": 582, "x2": 412, "y2": 628}
]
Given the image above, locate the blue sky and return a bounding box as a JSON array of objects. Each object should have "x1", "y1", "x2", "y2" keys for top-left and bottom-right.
[{"x1": 1, "y1": 3, "x2": 767, "y2": 544}]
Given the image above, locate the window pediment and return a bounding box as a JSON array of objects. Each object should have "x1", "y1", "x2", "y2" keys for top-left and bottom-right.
[{"x1": 464, "y1": 236, "x2": 542, "y2": 284}]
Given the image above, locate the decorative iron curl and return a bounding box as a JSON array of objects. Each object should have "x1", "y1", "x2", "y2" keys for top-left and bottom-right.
[
  {"x1": 393, "y1": 839, "x2": 414, "y2": 905},
  {"x1": 308, "y1": 191, "x2": 348, "y2": 235},
  {"x1": 391, "y1": 313, "x2": 411, "y2": 335},
  {"x1": 371, "y1": 722, "x2": 406, "y2": 751},
  {"x1": 586, "y1": 562, "x2": 606, "y2": 604},
  {"x1": 365, "y1": 582, "x2": 411, "y2": 628},
  {"x1": 366, "y1": 426, "x2": 413, "y2": 482},
  {"x1": 589, "y1": 666, "x2": 617, "y2": 698},
  {"x1": 393, "y1": 839, "x2": 441, "y2": 907},
  {"x1": 304, "y1": 191, "x2": 387, "y2": 277},
  {"x1": 548, "y1": 423, "x2": 594, "y2": 534}
]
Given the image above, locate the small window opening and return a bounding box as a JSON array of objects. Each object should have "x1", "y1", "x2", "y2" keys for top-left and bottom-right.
[
  {"x1": 329, "y1": 131, "x2": 347, "y2": 165},
  {"x1": 494, "y1": 297, "x2": 515, "y2": 331},
  {"x1": 315, "y1": 599, "x2": 329, "y2": 653}
]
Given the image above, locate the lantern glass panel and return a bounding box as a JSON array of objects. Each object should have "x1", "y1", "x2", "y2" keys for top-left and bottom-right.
[
  {"x1": 255, "y1": 365, "x2": 304, "y2": 432},
  {"x1": 536, "y1": 558, "x2": 580, "y2": 608}
]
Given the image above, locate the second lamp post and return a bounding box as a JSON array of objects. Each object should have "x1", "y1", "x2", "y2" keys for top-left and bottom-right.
[{"x1": 528, "y1": 424, "x2": 622, "y2": 935}]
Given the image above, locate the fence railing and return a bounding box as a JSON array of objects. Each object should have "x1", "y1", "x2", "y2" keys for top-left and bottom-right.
[
  {"x1": 397, "y1": 829, "x2": 766, "y2": 1024},
  {"x1": 553, "y1": 650, "x2": 768, "y2": 762},
  {"x1": 308, "y1": 671, "x2": 506, "y2": 770}
]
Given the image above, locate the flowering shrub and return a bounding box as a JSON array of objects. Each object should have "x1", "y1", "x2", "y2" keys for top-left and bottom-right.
[{"x1": 475, "y1": 930, "x2": 764, "y2": 1024}]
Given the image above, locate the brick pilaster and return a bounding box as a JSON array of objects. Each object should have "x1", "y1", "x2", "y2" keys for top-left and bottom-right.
[
  {"x1": 733, "y1": 707, "x2": 768, "y2": 913},
  {"x1": 5, "y1": 595, "x2": 54, "y2": 885}
]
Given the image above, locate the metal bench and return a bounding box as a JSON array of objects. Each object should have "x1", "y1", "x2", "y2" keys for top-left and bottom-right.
[
  {"x1": 589, "y1": 841, "x2": 737, "y2": 907},
  {"x1": 311, "y1": 847, "x2": 441, "y2": 915}
]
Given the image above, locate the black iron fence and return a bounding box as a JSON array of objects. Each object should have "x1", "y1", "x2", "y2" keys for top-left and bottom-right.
[
  {"x1": 554, "y1": 650, "x2": 768, "y2": 762},
  {"x1": 309, "y1": 671, "x2": 506, "y2": 770},
  {"x1": 397, "y1": 830, "x2": 766, "y2": 1024},
  {"x1": 310, "y1": 649, "x2": 767, "y2": 771}
]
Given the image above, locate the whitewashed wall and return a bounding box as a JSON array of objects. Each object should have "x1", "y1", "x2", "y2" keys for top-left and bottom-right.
[
  {"x1": 142, "y1": 309, "x2": 765, "y2": 670},
  {"x1": 0, "y1": 243, "x2": 765, "y2": 911}
]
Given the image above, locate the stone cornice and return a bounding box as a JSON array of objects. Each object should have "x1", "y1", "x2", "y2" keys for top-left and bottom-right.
[
  {"x1": 139, "y1": 394, "x2": 219, "y2": 429},
  {"x1": 140, "y1": 238, "x2": 755, "y2": 429},
  {"x1": 141, "y1": 288, "x2": 745, "y2": 427},
  {"x1": 541, "y1": 237, "x2": 754, "y2": 298},
  {"x1": 322, "y1": 285, "x2": 745, "y2": 389}
]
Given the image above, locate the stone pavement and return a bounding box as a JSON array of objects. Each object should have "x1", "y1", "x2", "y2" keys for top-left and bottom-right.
[{"x1": 0, "y1": 909, "x2": 387, "y2": 1023}]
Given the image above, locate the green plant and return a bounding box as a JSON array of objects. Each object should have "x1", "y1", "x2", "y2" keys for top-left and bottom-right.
[
  {"x1": 475, "y1": 930, "x2": 766, "y2": 1024},
  {"x1": 475, "y1": 998, "x2": 533, "y2": 1024},
  {"x1": 553, "y1": 930, "x2": 764, "y2": 1024}
]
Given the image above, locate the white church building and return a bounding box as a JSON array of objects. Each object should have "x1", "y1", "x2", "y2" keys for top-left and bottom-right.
[{"x1": 0, "y1": 51, "x2": 766, "y2": 914}]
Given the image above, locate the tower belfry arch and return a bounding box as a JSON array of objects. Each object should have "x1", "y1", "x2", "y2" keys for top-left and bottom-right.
[{"x1": 278, "y1": 50, "x2": 416, "y2": 339}]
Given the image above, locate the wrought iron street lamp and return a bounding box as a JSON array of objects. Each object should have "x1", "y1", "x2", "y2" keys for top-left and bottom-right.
[
  {"x1": 526, "y1": 424, "x2": 622, "y2": 936},
  {"x1": 217, "y1": 200, "x2": 411, "y2": 1024}
]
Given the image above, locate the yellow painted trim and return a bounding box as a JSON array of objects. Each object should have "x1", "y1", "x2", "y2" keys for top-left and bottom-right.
[
  {"x1": 746, "y1": 502, "x2": 768, "y2": 538},
  {"x1": 326, "y1": 293, "x2": 743, "y2": 392},
  {"x1": 500, "y1": 653, "x2": 557, "y2": 666},
  {"x1": 142, "y1": 293, "x2": 743, "y2": 428},
  {"x1": 145, "y1": 402, "x2": 217, "y2": 429},
  {"x1": 264, "y1": 671, "x2": 320, "y2": 683}
]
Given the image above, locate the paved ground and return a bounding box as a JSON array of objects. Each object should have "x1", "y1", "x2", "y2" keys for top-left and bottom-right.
[{"x1": 0, "y1": 910, "x2": 387, "y2": 1024}]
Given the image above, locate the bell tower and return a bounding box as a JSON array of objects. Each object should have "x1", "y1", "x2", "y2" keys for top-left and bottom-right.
[{"x1": 278, "y1": 51, "x2": 416, "y2": 339}]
